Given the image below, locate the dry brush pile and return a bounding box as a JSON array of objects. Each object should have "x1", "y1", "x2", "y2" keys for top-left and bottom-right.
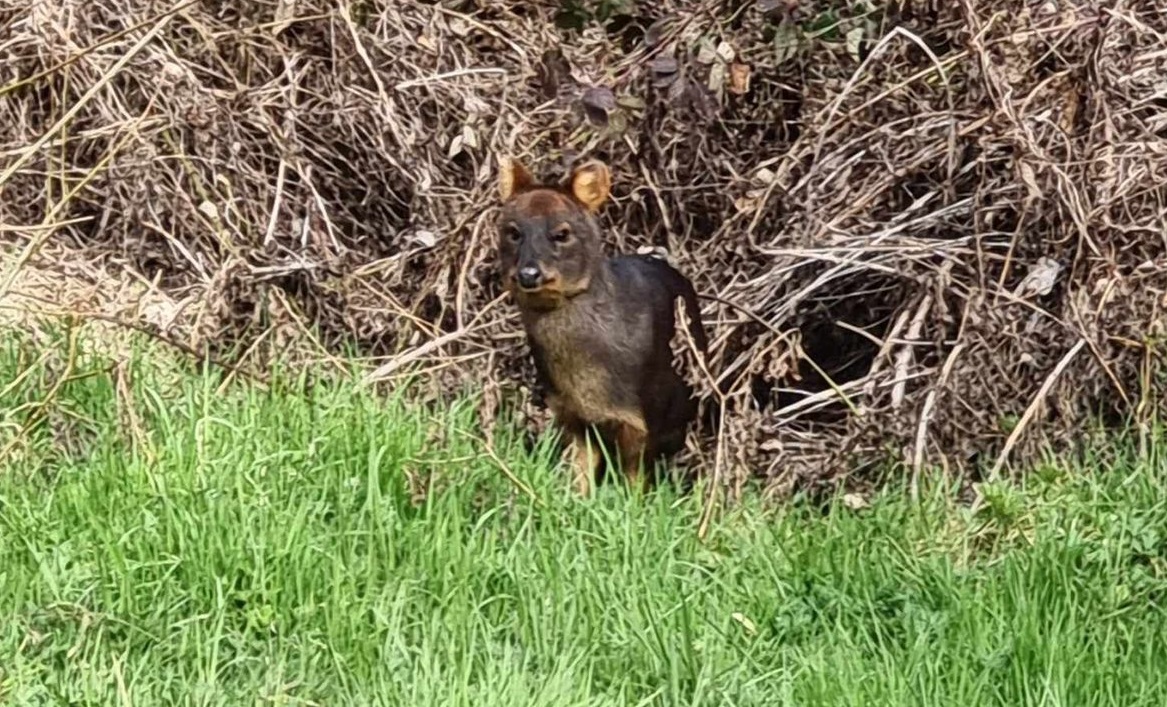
[{"x1": 2, "y1": 0, "x2": 1165, "y2": 495}]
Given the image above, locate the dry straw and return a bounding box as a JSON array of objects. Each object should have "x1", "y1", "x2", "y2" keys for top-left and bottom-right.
[{"x1": 1, "y1": 0, "x2": 1165, "y2": 495}]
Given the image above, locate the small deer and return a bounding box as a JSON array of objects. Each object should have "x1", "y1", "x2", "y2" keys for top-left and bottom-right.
[{"x1": 496, "y1": 156, "x2": 709, "y2": 495}]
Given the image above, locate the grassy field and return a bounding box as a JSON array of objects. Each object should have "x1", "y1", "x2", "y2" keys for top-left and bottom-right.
[{"x1": 2, "y1": 328, "x2": 1167, "y2": 706}]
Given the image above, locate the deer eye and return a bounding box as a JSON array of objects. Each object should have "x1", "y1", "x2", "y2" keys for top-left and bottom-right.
[
  {"x1": 503, "y1": 224, "x2": 522, "y2": 243},
  {"x1": 549, "y1": 225, "x2": 572, "y2": 244}
]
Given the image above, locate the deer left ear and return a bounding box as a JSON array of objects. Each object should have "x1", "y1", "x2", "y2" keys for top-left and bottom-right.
[
  {"x1": 499, "y1": 156, "x2": 535, "y2": 201},
  {"x1": 568, "y1": 160, "x2": 611, "y2": 212}
]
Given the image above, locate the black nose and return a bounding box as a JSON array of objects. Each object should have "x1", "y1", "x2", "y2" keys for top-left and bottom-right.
[{"x1": 517, "y1": 266, "x2": 543, "y2": 289}]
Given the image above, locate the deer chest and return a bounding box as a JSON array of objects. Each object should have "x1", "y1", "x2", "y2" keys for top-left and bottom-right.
[{"x1": 527, "y1": 316, "x2": 635, "y2": 424}]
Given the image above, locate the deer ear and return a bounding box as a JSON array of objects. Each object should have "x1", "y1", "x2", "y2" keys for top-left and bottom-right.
[
  {"x1": 499, "y1": 156, "x2": 535, "y2": 201},
  {"x1": 569, "y1": 160, "x2": 611, "y2": 212}
]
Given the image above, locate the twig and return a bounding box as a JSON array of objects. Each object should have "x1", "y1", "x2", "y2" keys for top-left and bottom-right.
[
  {"x1": 451, "y1": 427, "x2": 543, "y2": 507},
  {"x1": 911, "y1": 343, "x2": 964, "y2": 500},
  {"x1": 361, "y1": 294, "x2": 507, "y2": 385},
  {"x1": 989, "y1": 339, "x2": 1086, "y2": 481},
  {"x1": 394, "y1": 68, "x2": 506, "y2": 90}
]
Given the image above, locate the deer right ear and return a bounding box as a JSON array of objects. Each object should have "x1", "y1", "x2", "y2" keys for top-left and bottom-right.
[{"x1": 499, "y1": 157, "x2": 535, "y2": 201}]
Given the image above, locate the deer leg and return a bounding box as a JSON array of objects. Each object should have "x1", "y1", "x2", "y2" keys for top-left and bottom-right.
[
  {"x1": 567, "y1": 428, "x2": 601, "y2": 497},
  {"x1": 615, "y1": 421, "x2": 650, "y2": 493}
]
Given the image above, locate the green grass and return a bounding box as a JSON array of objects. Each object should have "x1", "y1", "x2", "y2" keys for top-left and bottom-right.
[{"x1": 2, "y1": 327, "x2": 1167, "y2": 705}]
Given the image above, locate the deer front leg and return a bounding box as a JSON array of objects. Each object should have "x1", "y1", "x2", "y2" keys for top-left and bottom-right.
[
  {"x1": 615, "y1": 420, "x2": 650, "y2": 493},
  {"x1": 566, "y1": 427, "x2": 601, "y2": 497}
]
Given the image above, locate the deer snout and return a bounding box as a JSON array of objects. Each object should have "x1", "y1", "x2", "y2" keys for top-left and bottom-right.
[{"x1": 516, "y1": 265, "x2": 544, "y2": 289}]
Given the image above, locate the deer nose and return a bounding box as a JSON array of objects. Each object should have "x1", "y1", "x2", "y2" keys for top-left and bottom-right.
[{"x1": 516, "y1": 266, "x2": 543, "y2": 289}]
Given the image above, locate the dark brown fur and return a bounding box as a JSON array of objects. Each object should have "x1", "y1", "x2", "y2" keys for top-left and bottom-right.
[{"x1": 496, "y1": 157, "x2": 709, "y2": 494}]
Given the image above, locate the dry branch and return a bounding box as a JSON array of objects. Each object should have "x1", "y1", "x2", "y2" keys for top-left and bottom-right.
[{"x1": 1, "y1": 0, "x2": 1165, "y2": 494}]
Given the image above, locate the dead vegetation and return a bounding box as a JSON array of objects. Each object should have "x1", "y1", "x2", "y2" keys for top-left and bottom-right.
[{"x1": 1, "y1": 0, "x2": 1165, "y2": 496}]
